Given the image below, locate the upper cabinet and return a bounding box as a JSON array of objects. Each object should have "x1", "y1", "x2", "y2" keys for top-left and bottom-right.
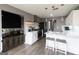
[
  {"x1": 66, "y1": 10, "x2": 79, "y2": 26},
  {"x1": 72, "y1": 10, "x2": 79, "y2": 26},
  {"x1": 66, "y1": 11, "x2": 73, "y2": 25}
]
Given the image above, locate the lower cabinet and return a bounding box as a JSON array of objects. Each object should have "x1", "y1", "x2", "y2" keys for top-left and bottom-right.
[
  {"x1": 13, "y1": 36, "x2": 20, "y2": 47},
  {"x1": 2, "y1": 37, "x2": 13, "y2": 52},
  {"x1": 2, "y1": 38, "x2": 8, "y2": 52},
  {"x1": 8, "y1": 37, "x2": 14, "y2": 49},
  {"x1": 2, "y1": 34, "x2": 24, "y2": 52},
  {"x1": 20, "y1": 35, "x2": 25, "y2": 44}
]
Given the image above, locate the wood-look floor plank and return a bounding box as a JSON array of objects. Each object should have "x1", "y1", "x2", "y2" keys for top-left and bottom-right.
[{"x1": 6, "y1": 38, "x2": 74, "y2": 55}]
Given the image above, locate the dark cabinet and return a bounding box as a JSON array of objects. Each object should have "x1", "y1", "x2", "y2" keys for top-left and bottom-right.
[
  {"x1": 2, "y1": 34, "x2": 24, "y2": 52},
  {"x1": 8, "y1": 37, "x2": 14, "y2": 49},
  {"x1": 2, "y1": 38, "x2": 8, "y2": 52},
  {"x1": 20, "y1": 35, "x2": 25, "y2": 44},
  {"x1": 13, "y1": 36, "x2": 20, "y2": 47},
  {"x1": 13, "y1": 35, "x2": 24, "y2": 47},
  {"x1": 2, "y1": 37, "x2": 13, "y2": 52}
]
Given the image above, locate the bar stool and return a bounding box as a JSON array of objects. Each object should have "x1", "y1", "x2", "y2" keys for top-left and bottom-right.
[
  {"x1": 55, "y1": 39, "x2": 67, "y2": 55},
  {"x1": 46, "y1": 37, "x2": 55, "y2": 51}
]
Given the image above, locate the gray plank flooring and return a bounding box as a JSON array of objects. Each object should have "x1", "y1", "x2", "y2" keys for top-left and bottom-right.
[{"x1": 3, "y1": 38, "x2": 75, "y2": 55}]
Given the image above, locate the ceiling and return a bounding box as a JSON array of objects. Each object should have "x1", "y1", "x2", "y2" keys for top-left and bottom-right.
[{"x1": 10, "y1": 4, "x2": 79, "y2": 18}]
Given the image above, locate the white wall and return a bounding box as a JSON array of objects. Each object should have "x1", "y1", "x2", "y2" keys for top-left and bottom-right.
[{"x1": 0, "y1": 9, "x2": 2, "y2": 52}]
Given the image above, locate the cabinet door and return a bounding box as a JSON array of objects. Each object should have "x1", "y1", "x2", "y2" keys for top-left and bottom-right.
[
  {"x1": 73, "y1": 10, "x2": 79, "y2": 26},
  {"x1": 66, "y1": 12, "x2": 73, "y2": 25},
  {"x1": 13, "y1": 35, "x2": 24, "y2": 47},
  {"x1": 13, "y1": 36, "x2": 19, "y2": 47},
  {"x1": 19, "y1": 35, "x2": 22, "y2": 45},
  {"x1": 20, "y1": 35, "x2": 25, "y2": 44},
  {"x1": 8, "y1": 37, "x2": 14, "y2": 49},
  {"x1": 17, "y1": 36, "x2": 21, "y2": 45},
  {"x1": 2, "y1": 37, "x2": 14, "y2": 52},
  {"x1": 2, "y1": 38, "x2": 9, "y2": 52}
]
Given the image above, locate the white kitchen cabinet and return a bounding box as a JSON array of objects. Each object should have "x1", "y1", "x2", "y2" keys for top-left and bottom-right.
[
  {"x1": 24, "y1": 22, "x2": 39, "y2": 45},
  {"x1": 66, "y1": 10, "x2": 79, "y2": 27},
  {"x1": 66, "y1": 11, "x2": 73, "y2": 25},
  {"x1": 72, "y1": 10, "x2": 79, "y2": 26},
  {"x1": 25, "y1": 31, "x2": 38, "y2": 45},
  {"x1": 65, "y1": 10, "x2": 79, "y2": 54}
]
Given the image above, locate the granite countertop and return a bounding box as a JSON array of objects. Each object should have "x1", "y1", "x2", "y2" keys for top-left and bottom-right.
[
  {"x1": 45, "y1": 31, "x2": 79, "y2": 41},
  {"x1": 2, "y1": 31, "x2": 24, "y2": 38},
  {"x1": 45, "y1": 31, "x2": 66, "y2": 35}
]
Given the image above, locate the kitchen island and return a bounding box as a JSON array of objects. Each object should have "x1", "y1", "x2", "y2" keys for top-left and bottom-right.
[{"x1": 45, "y1": 31, "x2": 79, "y2": 55}]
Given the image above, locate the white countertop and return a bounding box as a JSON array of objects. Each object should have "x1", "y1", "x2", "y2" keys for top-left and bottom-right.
[
  {"x1": 45, "y1": 31, "x2": 67, "y2": 40},
  {"x1": 45, "y1": 31, "x2": 79, "y2": 39},
  {"x1": 45, "y1": 31, "x2": 79, "y2": 54}
]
